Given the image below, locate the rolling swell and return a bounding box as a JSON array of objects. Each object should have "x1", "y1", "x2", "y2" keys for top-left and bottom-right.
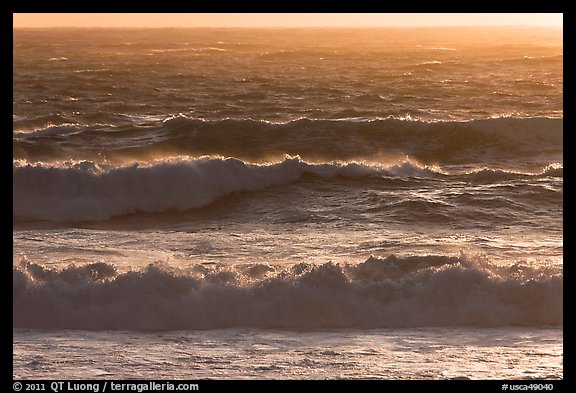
[
  {"x1": 13, "y1": 157, "x2": 561, "y2": 222},
  {"x1": 13, "y1": 254, "x2": 562, "y2": 330},
  {"x1": 13, "y1": 116, "x2": 563, "y2": 164}
]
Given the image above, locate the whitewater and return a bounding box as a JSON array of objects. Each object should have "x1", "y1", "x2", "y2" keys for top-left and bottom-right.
[{"x1": 13, "y1": 26, "x2": 562, "y2": 380}]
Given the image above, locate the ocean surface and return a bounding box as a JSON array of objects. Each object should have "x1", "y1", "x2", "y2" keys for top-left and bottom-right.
[{"x1": 13, "y1": 27, "x2": 563, "y2": 380}]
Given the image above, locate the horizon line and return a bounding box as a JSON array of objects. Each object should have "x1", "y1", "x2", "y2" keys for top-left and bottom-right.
[{"x1": 13, "y1": 25, "x2": 563, "y2": 29}]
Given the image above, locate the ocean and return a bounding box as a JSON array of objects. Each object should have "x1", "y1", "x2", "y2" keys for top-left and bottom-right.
[{"x1": 13, "y1": 27, "x2": 563, "y2": 380}]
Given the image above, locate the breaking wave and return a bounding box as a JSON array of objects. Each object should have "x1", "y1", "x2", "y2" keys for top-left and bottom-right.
[
  {"x1": 13, "y1": 156, "x2": 560, "y2": 222},
  {"x1": 13, "y1": 254, "x2": 562, "y2": 330}
]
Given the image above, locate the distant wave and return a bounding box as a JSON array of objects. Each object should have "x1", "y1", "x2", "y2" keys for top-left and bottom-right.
[
  {"x1": 12, "y1": 113, "x2": 76, "y2": 131},
  {"x1": 13, "y1": 116, "x2": 563, "y2": 164},
  {"x1": 13, "y1": 156, "x2": 561, "y2": 222},
  {"x1": 13, "y1": 254, "x2": 562, "y2": 330},
  {"x1": 461, "y1": 162, "x2": 563, "y2": 183}
]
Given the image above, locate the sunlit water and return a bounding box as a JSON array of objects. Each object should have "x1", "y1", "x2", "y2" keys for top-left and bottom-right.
[{"x1": 13, "y1": 327, "x2": 562, "y2": 380}]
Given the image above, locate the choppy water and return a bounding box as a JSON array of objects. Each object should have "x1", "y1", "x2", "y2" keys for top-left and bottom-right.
[{"x1": 13, "y1": 27, "x2": 562, "y2": 380}]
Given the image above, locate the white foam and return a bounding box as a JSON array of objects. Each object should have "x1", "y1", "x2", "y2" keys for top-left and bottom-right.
[{"x1": 13, "y1": 255, "x2": 563, "y2": 330}]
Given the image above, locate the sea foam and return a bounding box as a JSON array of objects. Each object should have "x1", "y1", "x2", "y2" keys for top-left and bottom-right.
[{"x1": 13, "y1": 254, "x2": 562, "y2": 330}]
